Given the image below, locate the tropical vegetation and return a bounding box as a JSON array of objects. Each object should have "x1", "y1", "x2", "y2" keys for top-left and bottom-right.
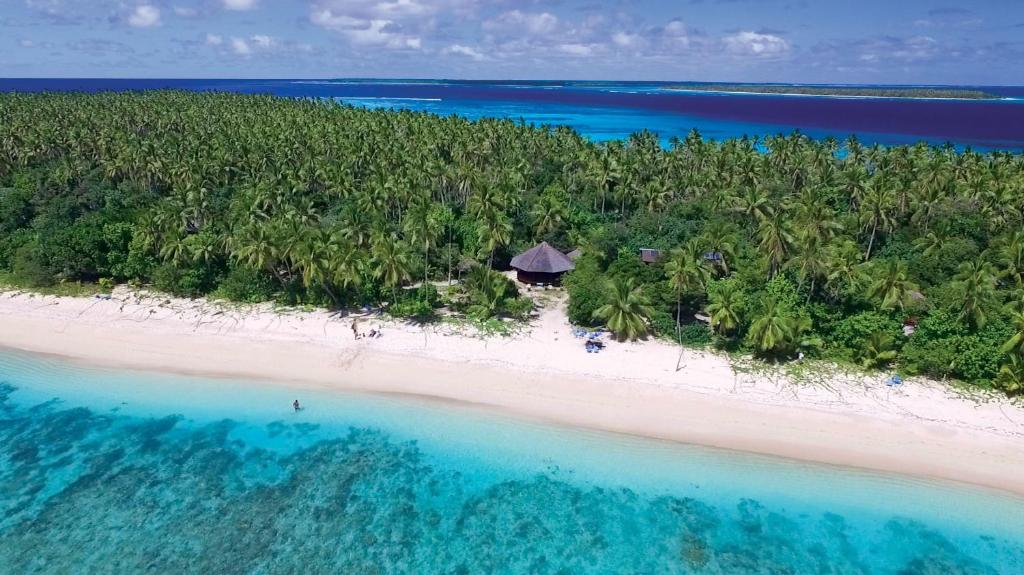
[{"x1": 1, "y1": 91, "x2": 1023, "y2": 395}]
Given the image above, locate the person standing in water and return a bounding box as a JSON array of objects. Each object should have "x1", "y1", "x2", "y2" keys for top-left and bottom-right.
[{"x1": 293, "y1": 399, "x2": 301, "y2": 411}]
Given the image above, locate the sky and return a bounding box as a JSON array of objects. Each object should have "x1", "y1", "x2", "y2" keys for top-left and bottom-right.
[{"x1": 1, "y1": 0, "x2": 1022, "y2": 84}]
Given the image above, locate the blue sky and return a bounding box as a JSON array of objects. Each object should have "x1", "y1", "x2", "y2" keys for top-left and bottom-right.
[{"x1": 2, "y1": 0, "x2": 1022, "y2": 83}]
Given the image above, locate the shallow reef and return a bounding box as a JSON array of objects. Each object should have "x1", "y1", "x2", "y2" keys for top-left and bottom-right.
[{"x1": 0, "y1": 382, "x2": 1019, "y2": 574}]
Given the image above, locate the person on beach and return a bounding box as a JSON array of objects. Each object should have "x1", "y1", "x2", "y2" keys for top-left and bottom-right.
[{"x1": 293, "y1": 399, "x2": 301, "y2": 411}]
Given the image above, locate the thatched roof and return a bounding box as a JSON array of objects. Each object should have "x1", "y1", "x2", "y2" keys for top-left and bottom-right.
[{"x1": 510, "y1": 242, "x2": 576, "y2": 274}]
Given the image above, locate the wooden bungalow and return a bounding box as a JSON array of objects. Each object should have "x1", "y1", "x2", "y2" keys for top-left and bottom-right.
[
  {"x1": 639, "y1": 248, "x2": 663, "y2": 264},
  {"x1": 510, "y1": 242, "x2": 576, "y2": 285}
]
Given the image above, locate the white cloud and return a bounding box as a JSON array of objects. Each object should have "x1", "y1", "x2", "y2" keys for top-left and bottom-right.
[
  {"x1": 862, "y1": 35, "x2": 939, "y2": 63},
  {"x1": 484, "y1": 10, "x2": 559, "y2": 36},
  {"x1": 612, "y1": 32, "x2": 640, "y2": 48},
  {"x1": 723, "y1": 31, "x2": 790, "y2": 57},
  {"x1": 217, "y1": 34, "x2": 291, "y2": 56},
  {"x1": 372, "y1": 0, "x2": 432, "y2": 19},
  {"x1": 251, "y1": 34, "x2": 275, "y2": 48},
  {"x1": 311, "y1": 9, "x2": 421, "y2": 49},
  {"x1": 173, "y1": 6, "x2": 197, "y2": 17},
  {"x1": 19, "y1": 39, "x2": 35, "y2": 48},
  {"x1": 445, "y1": 44, "x2": 484, "y2": 61},
  {"x1": 25, "y1": 0, "x2": 62, "y2": 16},
  {"x1": 128, "y1": 5, "x2": 161, "y2": 28},
  {"x1": 223, "y1": 0, "x2": 256, "y2": 11},
  {"x1": 557, "y1": 43, "x2": 593, "y2": 56},
  {"x1": 231, "y1": 37, "x2": 251, "y2": 55}
]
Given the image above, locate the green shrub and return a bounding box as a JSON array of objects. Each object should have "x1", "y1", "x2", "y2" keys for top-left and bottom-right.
[
  {"x1": 37, "y1": 216, "x2": 109, "y2": 280},
  {"x1": 11, "y1": 243, "x2": 54, "y2": 287},
  {"x1": 564, "y1": 255, "x2": 604, "y2": 326},
  {"x1": 679, "y1": 323, "x2": 712, "y2": 346},
  {"x1": 0, "y1": 186, "x2": 34, "y2": 233},
  {"x1": 912, "y1": 309, "x2": 966, "y2": 341},
  {"x1": 388, "y1": 298, "x2": 436, "y2": 321},
  {"x1": 213, "y1": 265, "x2": 276, "y2": 303},
  {"x1": 649, "y1": 310, "x2": 676, "y2": 338},
  {"x1": 901, "y1": 318, "x2": 1009, "y2": 383},
  {"x1": 152, "y1": 262, "x2": 218, "y2": 298},
  {"x1": 0, "y1": 228, "x2": 33, "y2": 271},
  {"x1": 826, "y1": 311, "x2": 903, "y2": 360}
]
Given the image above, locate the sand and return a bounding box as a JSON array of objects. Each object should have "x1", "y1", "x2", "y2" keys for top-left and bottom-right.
[{"x1": 1, "y1": 286, "x2": 1023, "y2": 496}]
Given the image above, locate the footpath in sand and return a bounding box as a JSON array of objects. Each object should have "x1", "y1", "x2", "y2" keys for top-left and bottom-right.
[{"x1": 1, "y1": 286, "x2": 1023, "y2": 496}]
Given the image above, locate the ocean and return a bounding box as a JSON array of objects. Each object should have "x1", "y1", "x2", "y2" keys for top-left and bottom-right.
[
  {"x1": 2, "y1": 78, "x2": 1024, "y2": 151},
  {"x1": 1, "y1": 348, "x2": 1022, "y2": 573}
]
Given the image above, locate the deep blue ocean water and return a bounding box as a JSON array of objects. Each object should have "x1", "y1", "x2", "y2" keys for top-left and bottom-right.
[
  {"x1": 1, "y1": 348, "x2": 1023, "y2": 574},
  {"x1": 2, "y1": 78, "x2": 1024, "y2": 151}
]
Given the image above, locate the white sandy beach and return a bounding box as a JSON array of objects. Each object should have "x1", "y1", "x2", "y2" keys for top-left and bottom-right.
[{"x1": 1, "y1": 286, "x2": 1023, "y2": 496}]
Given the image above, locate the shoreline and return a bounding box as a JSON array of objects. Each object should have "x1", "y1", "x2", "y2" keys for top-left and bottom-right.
[
  {"x1": 661, "y1": 87, "x2": 1004, "y2": 101},
  {"x1": 2, "y1": 287, "x2": 1023, "y2": 497}
]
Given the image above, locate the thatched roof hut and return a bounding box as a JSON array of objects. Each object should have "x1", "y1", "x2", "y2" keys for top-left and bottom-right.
[{"x1": 510, "y1": 242, "x2": 575, "y2": 285}]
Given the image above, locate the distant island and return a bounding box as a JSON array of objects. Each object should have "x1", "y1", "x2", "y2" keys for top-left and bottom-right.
[{"x1": 666, "y1": 84, "x2": 999, "y2": 100}]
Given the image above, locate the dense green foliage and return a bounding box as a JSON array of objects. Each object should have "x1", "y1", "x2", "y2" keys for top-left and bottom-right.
[
  {"x1": 1, "y1": 91, "x2": 1023, "y2": 394},
  {"x1": 668, "y1": 85, "x2": 997, "y2": 100}
]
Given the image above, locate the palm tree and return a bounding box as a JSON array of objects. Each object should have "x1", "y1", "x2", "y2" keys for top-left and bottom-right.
[
  {"x1": 371, "y1": 232, "x2": 412, "y2": 304},
  {"x1": 530, "y1": 192, "x2": 567, "y2": 239},
  {"x1": 746, "y1": 297, "x2": 801, "y2": 356},
  {"x1": 824, "y1": 240, "x2": 867, "y2": 301},
  {"x1": 232, "y1": 225, "x2": 285, "y2": 284},
  {"x1": 858, "y1": 331, "x2": 898, "y2": 368},
  {"x1": 996, "y1": 355, "x2": 1024, "y2": 396},
  {"x1": 730, "y1": 186, "x2": 772, "y2": 223},
  {"x1": 997, "y1": 231, "x2": 1024, "y2": 288},
  {"x1": 868, "y1": 260, "x2": 919, "y2": 311},
  {"x1": 705, "y1": 281, "x2": 743, "y2": 335},
  {"x1": 593, "y1": 278, "x2": 654, "y2": 341},
  {"x1": 914, "y1": 229, "x2": 950, "y2": 257},
  {"x1": 1002, "y1": 309, "x2": 1024, "y2": 357},
  {"x1": 699, "y1": 221, "x2": 738, "y2": 275},
  {"x1": 953, "y1": 259, "x2": 998, "y2": 329},
  {"x1": 462, "y1": 265, "x2": 521, "y2": 320},
  {"x1": 477, "y1": 209, "x2": 512, "y2": 268},
  {"x1": 788, "y1": 230, "x2": 829, "y2": 301},
  {"x1": 591, "y1": 145, "x2": 620, "y2": 214},
  {"x1": 403, "y1": 199, "x2": 443, "y2": 292},
  {"x1": 859, "y1": 183, "x2": 897, "y2": 260},
  {"x1": 757, "y1": 210, "x2": 794, "y2": 279},
  {"x1": 664, "y1": 241, "x2": 710, "y2": 336}
]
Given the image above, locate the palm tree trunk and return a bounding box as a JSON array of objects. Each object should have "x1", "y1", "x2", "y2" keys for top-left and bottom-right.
[
  {"x1": 423, "y1": 242, "x2": 430, "y2": 298},
  {"x1": 675, "y1": 290, "x2": 685, "y2": 371},
  {"x1": 447, "y1": 224, "x2": 453, "y2": 286},
  {"x1": 323, "y1": 283, "x2": 340, "y2": 308},
  {"x1": 866, "y1": 221, "x2": 877, "y2": 260}
]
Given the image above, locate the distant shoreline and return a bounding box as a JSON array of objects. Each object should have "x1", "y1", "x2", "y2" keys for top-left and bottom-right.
[
  {"x1": 665, "y1": 85, "x2": 1000, "y2": 100},
  {"x1": 2, "y1": 287, "x2": 1023, "y2": 497}
]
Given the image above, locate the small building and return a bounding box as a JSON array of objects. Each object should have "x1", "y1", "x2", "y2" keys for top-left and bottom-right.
[
  {"x1": 510, "y1": 242, "x2": 576, "y2": 285},
  {"x1": 640, "y1": 248, "x2": 663, "y2": 264}
]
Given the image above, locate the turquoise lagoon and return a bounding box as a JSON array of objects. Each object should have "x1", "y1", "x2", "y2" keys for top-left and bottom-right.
[{"x1": 1, "y1": 348, "x2": 1023, "y2": 574}]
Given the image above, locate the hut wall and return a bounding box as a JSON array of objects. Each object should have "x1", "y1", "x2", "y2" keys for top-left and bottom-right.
[{"x1": 516, "y1": 270, "x2": 564, "y2": 285}]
